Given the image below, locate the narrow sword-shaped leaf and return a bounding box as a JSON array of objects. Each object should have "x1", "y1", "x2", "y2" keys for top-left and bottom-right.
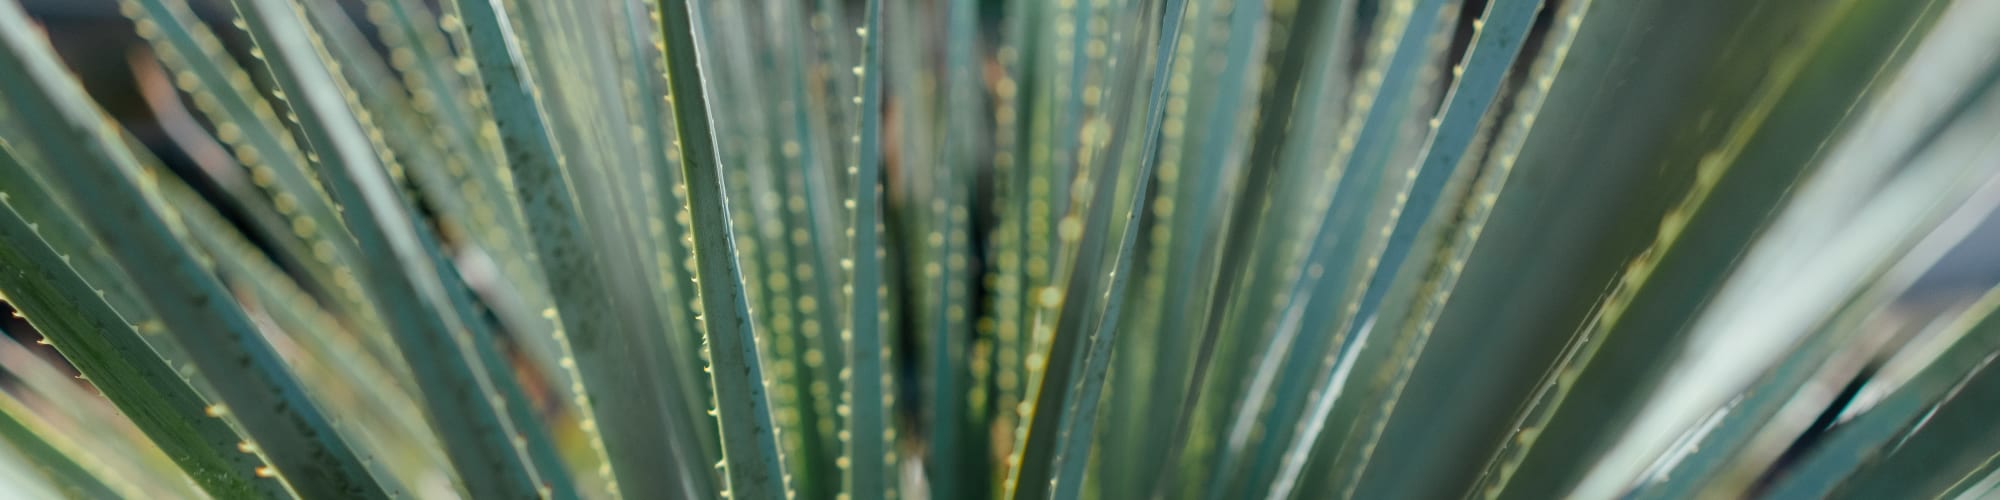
[
  {"x1": 654, "y1": 0, "x2": 793, "y2": 497},
  {"x1": 1629, "y1": 8, "x2": 2000, "y2": 495},
  {"x1": 841, "y1": 0, "x2": 889, "y2": 496},
  {"x1": 224, "y1": 0, "x2": 562, "y2": 495},
  {"x1": 1475, "y1": 1, "x2": 1948, "y2": 496},
  {"x1": 0, "y1": 3, "x2": 386, "y2": 495},
  {"x1": 1044, "y1": 1, "x2": 1190, "y2": 498},
  {"x1": 155, "y1": 169, "x2": 453, "y2": 495},
  {"x1": 617, "y1": 3, "x2": 731, "y2": 496},
  {"x1": 1269, "y1": 0, "x2": 1593, "y2": 495},
  {"x1": 1201, "y1": 0, "x2": 1361, "y2": 494},
  {"x1": 1142, "y1": 0, "x2": 1273, "y2": 492},
  {"x1": 1016, "y1": 0, "x2": 1170, "y2": 495},
  {"x1": 1159, "y1": 0, "x2": 1449, "y2": 494},
  {"x1": 1110, "y1": 0, "x2": 1209, "y2": 489},
  {"x1": 1314, "y1": 1, "x2": 1546, "y2": 495},
  {"x1": 0, "y1": 145, "x2": 283, "y2": 499},
  {"x1": 117, "y1": 0, "x2": 403, "y2": 372},
  {"x1": 443, "y1": 0, "x2": 705, "y2": 495}
]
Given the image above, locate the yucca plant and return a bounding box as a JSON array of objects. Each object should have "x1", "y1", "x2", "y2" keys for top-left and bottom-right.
[{"x1": 1, "y1": 0, "x2": 1998, "y2": 497}]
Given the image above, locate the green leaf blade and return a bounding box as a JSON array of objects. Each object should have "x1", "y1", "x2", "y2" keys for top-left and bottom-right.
[
  {"x1": 0, "y1": 5, "x2": 387, "y2": 495},
  {"x1": 653, "y1": 0, "x2": 793, "y2": 497}
]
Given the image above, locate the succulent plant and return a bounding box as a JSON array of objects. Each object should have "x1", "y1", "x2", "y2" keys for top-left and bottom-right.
[{"x1": 0, "y1": 0, "x2": 1998, "y2": 498}]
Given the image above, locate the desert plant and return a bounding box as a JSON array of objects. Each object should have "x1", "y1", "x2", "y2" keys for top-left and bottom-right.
[{"x1": 0, "y1": 0, "x2": 1998, "y2": 498}]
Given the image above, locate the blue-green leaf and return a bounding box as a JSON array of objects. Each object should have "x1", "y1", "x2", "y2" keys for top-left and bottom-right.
[{"x1": 0, "y1": 3, "x2": 387, "y2": 495}]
